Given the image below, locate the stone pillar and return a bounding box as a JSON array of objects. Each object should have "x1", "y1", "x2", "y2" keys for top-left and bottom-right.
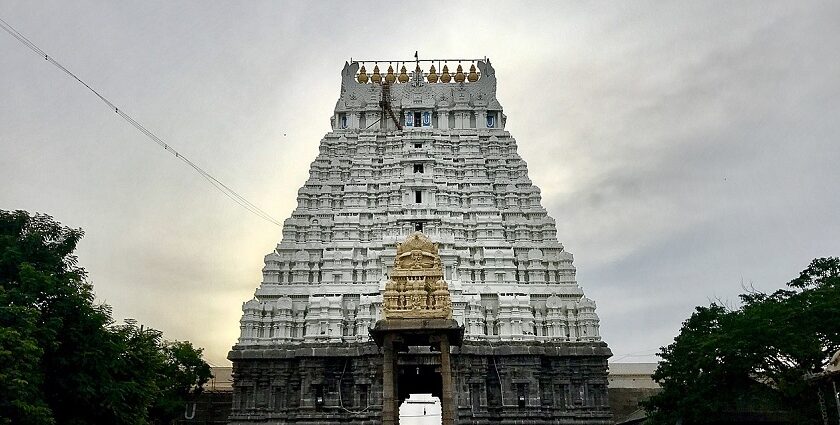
[
  {"x1": 439, "y1": 110, "x2": 449, "y2": 129},
  {"x1": 440, "y1": 334, "x2": 454, "y2": 425},
  {"x1": 382, "y1": 334, "x2": 395, "y2": 425},
  {"x1": 382, "y1": 333, "x2": 398, "y2": 425}
]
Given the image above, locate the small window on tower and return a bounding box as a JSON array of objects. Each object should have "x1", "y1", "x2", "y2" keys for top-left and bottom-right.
[
  {"x1": 413, "y1": 111, "x2": 421, "y2": 127},
  {"x1": 415, "y1": 222, "x2": 423, "y2": 232},
  {"x1": 413, "y1": 164, "x2": 424, "y2": 173},
  {"x1": 415, "y1": 191, "x2": 422, "y2": 203},
  {"x1": 414, "y1": 142, "x2": 423, "y2": 148}
]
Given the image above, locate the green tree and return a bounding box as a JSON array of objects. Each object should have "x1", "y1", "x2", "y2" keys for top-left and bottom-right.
[
  {"x1": 0, "y1": 210, "x2": 211, "y2": 425},
  {"x1": 152, "y1": 340, "x2": 213, "y2": 422},
  {"x1": 644, "y1": 257, "x2": 840, "y2": 424},
  {"x1": 0, "y1": 291, "x2": 51, "y2": 425}
]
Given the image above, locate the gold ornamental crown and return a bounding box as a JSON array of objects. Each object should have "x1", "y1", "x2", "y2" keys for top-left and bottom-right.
[
  {"x1": 383, "y1": 232, "x2": 451, "y2": 320},
  {"x1": 396, "y1": 232, "x2": 439, "y2": 256}
]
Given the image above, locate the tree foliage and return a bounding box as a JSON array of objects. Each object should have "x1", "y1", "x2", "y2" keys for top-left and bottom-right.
[
  {"x1": 644, "y1": 257, "x2": 840, "y2": 424},
  {"x1": 0, "y1": 210, "x2": 211, "y2": 425}
]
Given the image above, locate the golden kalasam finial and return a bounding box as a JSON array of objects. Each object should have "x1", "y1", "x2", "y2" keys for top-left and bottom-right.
[
  {"x1": 427, "y1": 64, "x2": 438, "y2": 83},
  {"x1": 382, "y1": 232, "x2": 452, "y2": 320},
  {"x1": 467, "y1": 64, "x2": 479, "y2": 82},
  {"x1": 454, "y1": 64, "x2": 466, "y2": 83},
  {"x1": 398, "y1": 65, "x2": 409, "y2": 83},
  {"x1": 440, "y1": 64, "x2": 451, "y2": 83},
  {"x1": 357, "y1": 65, "x2": 369, "y2": 83},
  {"x1": 371, "y1": 65, "x2": 382, "y2": 84},
  {"x1": 385, "y1": 65, "x2": 396, "y2": 84}
]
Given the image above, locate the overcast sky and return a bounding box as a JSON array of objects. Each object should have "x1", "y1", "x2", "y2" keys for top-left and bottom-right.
[{"x1": 2, "y1": 1, "x2": 839, "y2": 366}]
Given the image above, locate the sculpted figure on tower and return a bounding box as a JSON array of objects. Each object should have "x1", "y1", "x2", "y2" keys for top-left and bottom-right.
[{"x1": 383, "y1": 232, "x2": 452, "y2": 319}]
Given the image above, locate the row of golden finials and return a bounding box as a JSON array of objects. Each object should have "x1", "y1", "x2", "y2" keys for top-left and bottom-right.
[{"x1": 357, "y1": 63, "x2": 480, "y2": 84}]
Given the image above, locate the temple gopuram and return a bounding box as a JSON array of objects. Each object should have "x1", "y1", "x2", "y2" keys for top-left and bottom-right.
[{"x1": 228, "y1": 56, "x2": 612, "y2": 425}]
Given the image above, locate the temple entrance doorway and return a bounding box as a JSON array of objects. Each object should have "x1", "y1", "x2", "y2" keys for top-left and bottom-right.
[
  {"x1": 372, "y1": 321, "x2": 462, "y2": 425},
  {"x1": 397, "y1": 356, "x2": 443, "y2": 424},
  {"x1": 371, "y1": 232, "x2": 464, "y2": 425},
  {"x1": 398, "y1": 363, "x2": 442, "y2": 401},
  {"x1": 399, "y1": 394, "x2": 441, "y2": 425}
]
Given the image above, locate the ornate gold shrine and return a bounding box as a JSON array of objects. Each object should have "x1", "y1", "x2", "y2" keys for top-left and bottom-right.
[{"x1": 382, "y1": 232, "x2": 452, "y2": 319}]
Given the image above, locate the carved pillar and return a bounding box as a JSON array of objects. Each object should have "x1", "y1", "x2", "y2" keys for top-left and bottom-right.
[
  {"x1": 382, "y1": 333, "x2": 398, "y2": 425},
  {"x1": 440, "y1": 334, "x2": 454, "y2": 425}
]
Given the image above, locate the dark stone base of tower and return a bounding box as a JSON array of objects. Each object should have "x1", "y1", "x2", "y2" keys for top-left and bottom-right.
[{"x1": 228, "y1": 342, "x2": 612, "y2": 425}]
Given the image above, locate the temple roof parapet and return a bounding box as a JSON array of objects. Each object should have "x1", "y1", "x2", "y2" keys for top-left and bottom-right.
[{"x1": 333, "y1": 56, "x2": 504, "y2": 131}]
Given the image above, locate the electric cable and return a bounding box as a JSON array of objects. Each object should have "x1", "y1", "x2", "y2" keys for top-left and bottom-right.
[
  {"x1": 337, "y1": 358, "x2": 372, "y2": 414},
  {"x1": 0, "y1": 16, "x2": 282, "y2": 226}
]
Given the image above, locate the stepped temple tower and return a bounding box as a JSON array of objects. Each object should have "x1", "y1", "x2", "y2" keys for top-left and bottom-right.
[{"x1": 229, "y1": 57, "x2": 612, "y2": 425}]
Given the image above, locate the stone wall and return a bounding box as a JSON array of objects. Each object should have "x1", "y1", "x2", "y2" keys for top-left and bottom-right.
[
  {"x1": 607, "y1": 388, "x2": 659, "y2": 423},
  {"x1": 453, "y1": 342, "x2": 612, "y2": 425},
  {"x1": 228, "y1": 341, "x2": 611, "y2": 425},
  {"x1": 229, "y1": 344, "x2": 383, "y2": 425},
  {"x1": 606, "y1": 363, "x2": 660, "y2": 423},
  {"x1": 174, "y1": 391, "x2": 233, "y2": 425}
]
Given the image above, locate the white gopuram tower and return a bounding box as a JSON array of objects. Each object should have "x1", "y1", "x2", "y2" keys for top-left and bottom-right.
[{"x1": 229, "y1": 58, "x2": 611, "y2": 425}]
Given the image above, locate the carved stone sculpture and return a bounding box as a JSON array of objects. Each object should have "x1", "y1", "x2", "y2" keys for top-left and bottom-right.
[{"x1": 382, "y1": 232, "x2": 452, "y2": 319}]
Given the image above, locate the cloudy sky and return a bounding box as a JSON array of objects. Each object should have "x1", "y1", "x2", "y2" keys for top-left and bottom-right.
[{"x1": 2, "y1": 1, "x2": 839, "y2": 366}]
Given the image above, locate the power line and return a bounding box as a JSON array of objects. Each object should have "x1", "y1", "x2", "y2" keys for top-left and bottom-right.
[
  {"x1": 611, "y1": 347, "x2": 661, "y2": 362},
  {"x1": 0, "y1": 16, "x2": 282, "y2": 227}
]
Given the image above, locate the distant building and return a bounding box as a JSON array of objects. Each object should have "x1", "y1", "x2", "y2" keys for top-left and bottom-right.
[{"x1": 607, "y1": 363, "x2": 659, "y2": 424}]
